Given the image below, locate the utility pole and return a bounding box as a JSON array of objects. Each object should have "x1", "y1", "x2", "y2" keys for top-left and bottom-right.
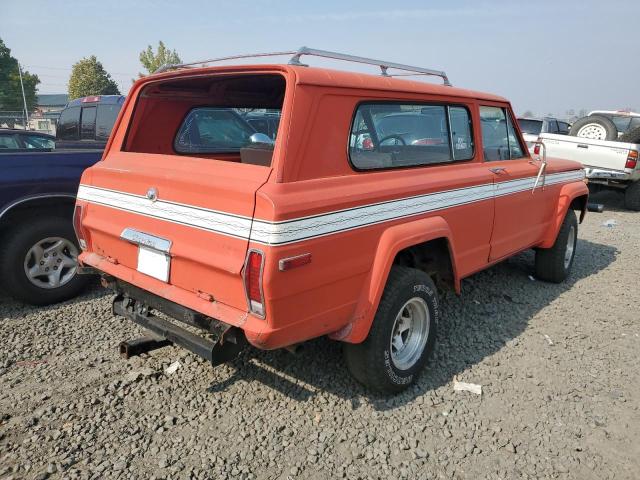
[{"x1": 17, "y1": 61, "x2": 29, "y2": 130}]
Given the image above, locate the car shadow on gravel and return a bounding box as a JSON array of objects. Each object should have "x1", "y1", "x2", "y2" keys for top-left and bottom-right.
[
  {"x1": 0, "y1": 278, "x2": 108, "y2": 320},
  {"x1": 208, "y1": 238, "x2": 617, "y2": 409},
  {"x1": 589, "y1": 189, "x2": 628, "y2": 213}
]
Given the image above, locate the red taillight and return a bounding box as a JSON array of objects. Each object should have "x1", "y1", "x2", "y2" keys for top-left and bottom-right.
[
  {"x1": 243, "y1": 250, "x2": 265, "y2": 317},
  {"x1": 82, "y1": 96, "x2": 100, "y2": 103},
  {"x1": 362, "y1": 137, "x2": 374, "y2": 150},
  {"x1": 73, "y1": 204, "x2": 89, "y2": 249},
  {"x1": 533, "y1": 144, "x2": 540, "y2": 155},
  {"x1": 625, "y1": 150, "x2": 638, "y2": 169}
]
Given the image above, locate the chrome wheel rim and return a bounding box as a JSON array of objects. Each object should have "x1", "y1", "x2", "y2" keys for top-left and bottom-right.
[
  {"x1": 576, "y1": 123, "x2": 607, "y2": 140},
  {"x1": 564, "y1": 225, "x2": 576, "y2": 269},
  {"x1": 390, "y1": 297, "x2": 430, "y2": 371},
  {"x1": 23, "y1": 237, "x2": 78, "y2": 289}
]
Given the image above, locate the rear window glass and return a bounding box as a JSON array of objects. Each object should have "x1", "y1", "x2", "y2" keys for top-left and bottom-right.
[
  {"x1": 606, "y1": 115, "x2": 631, "y2": 133},
  {"x1": 174, "y1": 108, "x2": 260, "y2": 153},
  {"x1": 349, "y1": 103, "x2": 474, "y2": 170},
  {"x1": 518, "y1": 119, "x2": 542, "y2": 135}
]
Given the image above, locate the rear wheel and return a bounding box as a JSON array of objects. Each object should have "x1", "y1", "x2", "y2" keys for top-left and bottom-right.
[
  {"x1": 624, "y1": 181, "x2": 640, "y2": 211},
  {"x1": 569, "y1": 115, "x2": 618, "y2": 141},
  {"x1": 343, "y1": 266, "x2": 438, "y2": 394},
  {"x1": 535, "y1": 210, "x2": 578, "y2": 283},
  {"x1": 0, "y1": 217, "x2": 88, "y2": 305}
]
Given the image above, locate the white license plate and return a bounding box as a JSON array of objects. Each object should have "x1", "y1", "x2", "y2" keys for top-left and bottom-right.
[{"x1": 137, "y1": 245, "x2": 170, "y2": 282}]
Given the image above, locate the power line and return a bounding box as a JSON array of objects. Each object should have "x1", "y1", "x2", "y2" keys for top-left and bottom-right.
[{"x1": 24, "y1": 64, "x2": 136, "y2": 77}]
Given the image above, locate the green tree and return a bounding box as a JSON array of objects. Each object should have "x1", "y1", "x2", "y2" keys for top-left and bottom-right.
[
  {"x1": 0, "y1": 37, "x2": 40, "y2": 112},
  {"x1": 139, "y1": 41, "x2": 182, "y2": 76},
  {"x1": 68, "y1": 56, "x2": 120, "y2": 100}
]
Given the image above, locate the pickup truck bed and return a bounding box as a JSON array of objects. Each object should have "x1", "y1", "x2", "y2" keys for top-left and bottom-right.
[{"x1": 539, "y1": 133, "x2": 640, "y2": 210}]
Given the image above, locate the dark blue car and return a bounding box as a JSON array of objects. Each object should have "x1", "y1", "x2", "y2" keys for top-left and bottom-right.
[{"x1": 0, "y1": 95, "x2": 124, "y2": 305}]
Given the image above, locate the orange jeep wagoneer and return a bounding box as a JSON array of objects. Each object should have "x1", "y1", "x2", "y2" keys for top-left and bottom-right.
[{"x1": 75, "y1": 48, "x2": 589, "y2": 393}]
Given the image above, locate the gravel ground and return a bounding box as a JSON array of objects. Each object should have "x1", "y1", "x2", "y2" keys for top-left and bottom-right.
[{"x1": 1, "y1": 190, "x2": 639, "y2": 480}]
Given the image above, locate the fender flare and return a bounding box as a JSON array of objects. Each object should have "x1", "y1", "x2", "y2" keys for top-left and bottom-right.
[
  {"x1": 331, "y1": 215, "x2": 458, "y2": 344},
  {"x1": 539, "y1": 181, "x2": 589, "y2": 249}
]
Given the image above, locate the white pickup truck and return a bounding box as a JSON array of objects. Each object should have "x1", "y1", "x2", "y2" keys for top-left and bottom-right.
[{"x1": 536, "y1": 133, "x2": 640, "y2": 210}]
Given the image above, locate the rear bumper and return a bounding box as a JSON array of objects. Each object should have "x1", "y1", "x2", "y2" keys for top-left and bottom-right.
[
  {"x1": 79, "y1": 251, "x2": 278, "y2": 348},
  {"x1": 584, "y1": 167, "x2": 632, "y2": 182}
]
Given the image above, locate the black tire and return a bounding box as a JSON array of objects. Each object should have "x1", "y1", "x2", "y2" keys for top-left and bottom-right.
[
  {"x1": 343, "y1": 266, "x2": 439, "y2": 394},
  {"x1": 617, "y1": 125, "x2": 640, "y2": 144},
  {"x1": 0, "y1": 217, "x2": 88, "y2": 305},
  {"x1": 624, "y1": 181, "x2": 640, "y2": 211},
  {"x1": 569, "y1": 115, "x2": 618, "y2": 141},
  {"x1": 535, "y1": 210, "x2": 578, "y2": 283}
]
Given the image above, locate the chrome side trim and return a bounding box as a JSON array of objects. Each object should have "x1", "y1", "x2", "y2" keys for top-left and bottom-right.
[{"x1": 120, "y1": 228, "x2": 172, "y2": 253}]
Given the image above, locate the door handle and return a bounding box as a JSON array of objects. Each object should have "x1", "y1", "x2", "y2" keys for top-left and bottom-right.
[
  {"x1": 577, "y1": 144, "x2": 589, "y2": 149},
  {"x1": 489, "y1": 167, "x2": 507, "y2": 174}
]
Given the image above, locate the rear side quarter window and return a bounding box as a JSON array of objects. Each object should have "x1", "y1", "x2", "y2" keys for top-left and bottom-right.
[{"x1": 348, "y1": 102, "x2": 474, "y2": 171}]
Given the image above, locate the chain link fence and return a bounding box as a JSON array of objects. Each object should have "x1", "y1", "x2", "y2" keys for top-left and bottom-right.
[{"x1": 0, "y1": 111, "x2": 58, "y2": 135}]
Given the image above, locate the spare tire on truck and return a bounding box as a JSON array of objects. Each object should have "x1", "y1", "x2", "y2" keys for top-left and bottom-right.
[
  {"x1": 569, "y1": 115, "x2": 618, "y2": 141},
  {"x1": 617, "y1": 125, "x2": 640, "y2": 144}
]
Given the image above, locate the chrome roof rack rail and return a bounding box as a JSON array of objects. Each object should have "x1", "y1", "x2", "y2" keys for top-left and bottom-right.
[
  {"x1": 155, "y1": 46, "x2": 451, "y2": 86},
  {"x1": 288, "y1": 47, "x2": 451, "y2": 86}
]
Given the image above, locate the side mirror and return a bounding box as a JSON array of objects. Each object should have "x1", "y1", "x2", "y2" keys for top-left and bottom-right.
[
  {"x1": 249, "y1": 133, "x2": 274, "y2": 146},
  {"x1": 532, "y1": 141, "x2": 547, "y2": 193}
]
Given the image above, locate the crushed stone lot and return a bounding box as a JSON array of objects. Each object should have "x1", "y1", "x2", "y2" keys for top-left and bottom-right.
[{"x1": 1, "y1": 190, "x2": 639, "y2": 480}]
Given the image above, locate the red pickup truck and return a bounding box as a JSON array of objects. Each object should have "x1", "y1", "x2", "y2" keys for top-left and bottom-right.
[{"x1": 75, "y1": 48, "x2": 589, "y2": 393}]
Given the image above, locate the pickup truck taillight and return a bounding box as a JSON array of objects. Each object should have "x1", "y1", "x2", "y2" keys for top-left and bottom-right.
[
  {"x1": 243, "y1": 249, "x2": 265, "y2": 317},
  {"x1": 625, "y1": 150, "x2": 638, "y2": 169},
  {"x1": 73, "y1": 204, "x2": 90, "y2": 250},
  {"x1": 533, "y1": 144, "x2": 540, "y2": 155}
]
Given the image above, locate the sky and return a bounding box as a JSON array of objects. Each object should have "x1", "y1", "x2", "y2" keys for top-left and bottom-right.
[{"x1": 2, "y1": 0, "x2": 638, "y2": 117}]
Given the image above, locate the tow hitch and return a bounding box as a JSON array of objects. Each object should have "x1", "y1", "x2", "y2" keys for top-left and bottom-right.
[{"x1": 112, "y1": 286, "x2": 246, "y2": 366}]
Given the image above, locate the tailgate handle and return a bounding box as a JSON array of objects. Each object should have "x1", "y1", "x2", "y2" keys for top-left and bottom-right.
[
  {"x1": 121, "y1": 228, "x2": 172, "y2": 253},
  {"x1": 577, "y1": 144, "x2": 589, "y2": 149}
]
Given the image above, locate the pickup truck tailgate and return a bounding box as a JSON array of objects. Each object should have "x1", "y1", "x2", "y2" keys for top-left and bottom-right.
[{"x1": 539, "y1": 133, "x2": 638, "y2": 171}]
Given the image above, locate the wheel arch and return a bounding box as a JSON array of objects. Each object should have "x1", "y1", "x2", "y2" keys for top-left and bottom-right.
[
  {"x1": 539, "y1": 181, "x2": 589, "y2": 249},
  {"x1": 330, "y1": 215, "x2": 459, "y2": 344},
  {"x1": 0, "y1": 194, "x2": 76, "y2": 229}
]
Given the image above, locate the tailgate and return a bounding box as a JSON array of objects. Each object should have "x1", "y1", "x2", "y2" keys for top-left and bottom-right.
[
  {"x1": 78, "y1": 151, "x2": 270, "y2": 310},
  {"x1": 539, "y1": 133, "x2": 633, "y2": 171}
]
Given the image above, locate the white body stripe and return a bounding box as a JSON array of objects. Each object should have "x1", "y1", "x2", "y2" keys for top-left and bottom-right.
[{"x1": 77, "y1": 170, "x2": 585, "y2": 246}]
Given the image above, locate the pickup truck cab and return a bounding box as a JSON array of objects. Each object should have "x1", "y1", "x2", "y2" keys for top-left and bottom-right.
[{"x1": 76, "y1": 48, "x2": 589, "y2": 393}]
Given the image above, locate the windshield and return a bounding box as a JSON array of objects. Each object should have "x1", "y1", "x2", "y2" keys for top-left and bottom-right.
[
  {"x1": 517, "y1": 119, "x2": 542, "y2": 135},
  {"x1": 174, "y1": 108, "x2": 258, "y2": 153}
]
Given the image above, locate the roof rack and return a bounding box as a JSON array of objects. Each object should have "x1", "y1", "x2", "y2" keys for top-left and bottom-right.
[{"x1": 154, "y1": 46, "x2": 451, "y2": 86}]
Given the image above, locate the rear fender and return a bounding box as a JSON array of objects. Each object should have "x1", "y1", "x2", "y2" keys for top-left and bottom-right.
[
  {"x1": 539, "y1": 181, "x2": 589, "y2": 249},
  {"x1": 331, "y1": 216, "x2": 458, "y2": 344}
]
